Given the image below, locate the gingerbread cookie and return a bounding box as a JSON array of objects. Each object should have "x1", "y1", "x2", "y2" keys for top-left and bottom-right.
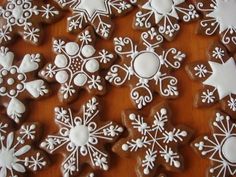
[
  {"x1": 40, "y1": 27, "x2": 115, "y2": 103},
  {"x1": 133, "y1": 0, "x2": 199, "y2": 41},
  {"x1": 193, "y1": 111, "x2": 236, "y2": 177},
  {"x1": 113, "y1": 102, "x2": 192, "y2": 177},
  {"x1": 0, "y1": 115, "x2": 49, "y2": 177},
  {"x1": 40, "y1": 97, "x2": 123, "y2": 177},
  {"x1": 196, "y1": 0, "x2": 236, "y2": 52},
  {"x1": 0, "y1": 0, "x2": 60, "y2": 45},
  {"x1": 0, "y1": 46, "x2": 49, "y2": 123},
  {"x1": 106, "y1": 28, "x2": 186, "y2": 109},
  {"x1": 186, "y1": 42, "x2": 236, "y2": 118},
  {"x1": 53, "y1": 0, "x2": 132, "y2": 39}
]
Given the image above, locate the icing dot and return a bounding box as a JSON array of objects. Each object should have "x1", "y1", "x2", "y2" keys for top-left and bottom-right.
[
  {"x1": 122, "y1": 144, "x2": 128, "y2": 151},
  {"x1": 10, "y1": 68, "x2": 17, "y2": 74},
  {"x1": 69, "y1": 125, "x2": 89, "y2": 146},
  {"x1": 17, "y1": 74, "x2": 24, "y2": 80},
  {"x1": 2, "y1": 70, "x2": 8, "y2": 76},
  {"x1": 55, "y1": 71, "x2": 69, "y2": 84},
  {"x1": 0, "y1": 87, "x2": 6, "y2": 93},
  {"x1": 9, "y1": 89, "x2": 16, "y2": 96},
  {"x1": 151, "y1": 0, "x2": 173, "y2": 15},
  {"x1": 7, "y1": 78, "x2": 15, "y2": 85},
  {"x1": 74, "y1": 73, "x2": 87, "y2": 86},
  {"x1": 54, "y1": 54, "x2": 68, "y2": 68},
  {"x1": 129, "y1": 114, "x2": 136, "y2": 120},
  {"x1": 81, "y1": 45, "x2": 96, "y2": 58},
  {"x1": 85, "y1": 59, "x2": 99, "y2": 73},
  {"x1": 65, "y1": 42, "x2": 79, "y2": 56},
  {"x1": 16, "y1": 84, "x2": 23, "y2": 90},
  {"x1": 222, "y1": 136, "x2": 236, "y2": 163}
]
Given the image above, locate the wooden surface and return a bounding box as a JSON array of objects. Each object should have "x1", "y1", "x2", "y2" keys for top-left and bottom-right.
[{"x1": 5, "y1": 4, "x2": 222, "y2": 177}]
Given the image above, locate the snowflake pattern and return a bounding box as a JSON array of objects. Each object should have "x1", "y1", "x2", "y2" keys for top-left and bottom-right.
[
  {"x1": 40, "y1": 97, "x2": 123, "y2": 177},
  {"x1": 196, "y1": 0, "x2": 236, "y2": 51},
  {"x1": 0, "y1": 0, "x2": 59, "y2": 45},
  {"x1": 113, "y1": 103, "x2": 190, "y2": 177},
  {"x1": 0, "y1": 116, "x2": 49, "y2": 177},
  {"x1": 133, "y1": 0, "x2": 199, "y2": 40},
  {"x1": 0, "y1": 46, "x2": 49, "y2": 123},
  {"x1": 106, "y1": 27, "x2": 186, "y2": 109},
  {"x1": 54, "y1": 0, "x2": 132, "y2": 39},
  {"x1": 40, "y1": 27, "x2": 115, "y2": 103},
  {"x1": 193, "y1": 111, "x2": 236, "y2": 177},
  {"x1": 186, "y1": 42, "x2": 236, "y2": 117}
]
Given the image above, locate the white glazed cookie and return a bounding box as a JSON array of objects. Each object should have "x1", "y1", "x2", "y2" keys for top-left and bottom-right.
[
  {"x1": 0, "y1": 46, "x2": 49, "y2": 123},
  {"x1": 0, "y1": 0, "x2": 60, "y2": 45},
  {"x1": 133, "y1": 0, "x2": 199, "y2": 41},
  {"x1": 196, "y1": 0, "x2": 236, "y2": 51},
  {"x1": 106, "y1": 27, "x2": 186, "y2": 109},
  {"x1": 54, "y1": 0, "x2": 132, "y2": 39},
  {"x1": 193, "y1": 111, "x2": 236, "y2": 177},
  {"x1": 40, "y1": 27, "x2": 115, "y2": 103},
  {"x1": 40, "y1": 97, "x2": 123, "y2": 177}
]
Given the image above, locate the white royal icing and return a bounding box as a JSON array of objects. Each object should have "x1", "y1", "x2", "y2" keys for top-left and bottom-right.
[{"x1": 222, "y1": 136, "x2": 236, "y2": 163}]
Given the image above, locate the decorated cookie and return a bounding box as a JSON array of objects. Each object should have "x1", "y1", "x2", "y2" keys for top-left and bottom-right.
[
  {"x1": 186, "y1": 42, "x2": 236, "y2": 118},
  {"x1": 0, "y1": 0, "x2": 60, "y2": 45},
  {"x1": 193, "y1": 111, "x2": 236, "y2": 177},
  {"x1": 0, "y1": 115, "x2": 49, "y2": 177},
  {"x1": 53, "y1": 0, "x2": 132, "y2": 39},
  {"x1": 196, "y1": 0, "x2": 236, "y2": 52},
  {"x1": 40, "y1": 97, "x2": 123, "y2": 177},
  {"x1": 113, "y1": 102, "x2": 191, "y2": 177},
  {"x1": 40, "y1": 27, "x2": 115, "y2": 103},
  {"x1": 0, "y1": 46, "x2": 49, "y2": 123},
  {"x1": 106, "y1": 28, "x2": 186, "y2": 109},
  {"x1": 133, "y1": 0, "x2": 199, "y2": 41}
]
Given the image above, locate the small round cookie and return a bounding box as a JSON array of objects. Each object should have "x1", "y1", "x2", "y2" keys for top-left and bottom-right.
[
  {"x1": 0, "y1": 0, "x2": 60, "y2": 45},
  {"x1": 193, "y1": 111, "x2": 236, "y2": 177},
  {"x1": 113, "y1": 102, "x2": 192, "y2": 177},
  {"x1": 186, "y1": 42, "x2": 236, "y2": 118},
  {"x1": 40, "y1": 27, "x2": 115, "y2": 103},
  {"x1": 133, "y1": 0, "x2": 199, "y2": 41},
  {"x1": 106, "y1": 27, "x2": 186, "y2": 109},
  {"x1": 0, "y1": 46, "x2": 49, "y2": 123},
  {"x1": 196, "y1": 0, "x2": 236, "y2": 52},
  {"x1": 40, "y1": 97, "x2": 123, "y2": 177},
  {"x1": 53, "y1": 0, "x2": 132, "y2": 39}
]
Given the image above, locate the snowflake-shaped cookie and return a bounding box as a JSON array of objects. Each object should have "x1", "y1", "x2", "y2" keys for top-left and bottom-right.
[
  {"x1": 0, "y1": 0, "x2": 59, "y2": 45},
  {"x1": 54, "y1": 0, "x2": 132, "y2": 39},
  {"x1": 193, "y1": 111, "x2": 236, "y2": 177},
  {"x1": 40, "y1": 27, "x2": 115, "y2": 103},
  {"x1": 113, "y1": 103, "x2": 191, "y2": 177},
  {"x1": 0, "y1": 115, "x2": 49, "y2": 177},
  {"x1": 186, "y1": 42, "x2": 236, "y2": 117},
  {"x1": 0, "y1": 46, "x2": 49, "y2": 123},
  {"x1": 133, "y1": 0, "x2": 199, "y2": 41},
  {"x1": 106, "y1": 28, "x2": 186, "y2": 109},
  {"x1": 40, "y1": 97, "x2": 123, "y2": 177},
  {"x1": 196, "y1": 0, "x2": 236, "y2": 51}
]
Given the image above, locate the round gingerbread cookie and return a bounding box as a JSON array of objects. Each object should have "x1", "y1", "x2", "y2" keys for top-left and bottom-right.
[
  {"x1": 106, "y1": 27, "x2": 186, "y2": 109},
  {"x1": 112, "y1": 102, "x2": 192, "y2": 177},
  {"x1": 133, "y1": 0, "x2": 199, "y2": 41},
  {"x1": 193, "y1": 111, "x2": 236, "y2": 177},
  {"x1": 40, "y1": 97, "x2": 123, "y2": 177},
  {"x1": 0, "y1": 0, "x2": 60, "y2": 45}
]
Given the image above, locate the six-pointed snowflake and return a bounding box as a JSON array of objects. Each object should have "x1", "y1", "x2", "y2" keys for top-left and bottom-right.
[
  {"x1": 106, "y1": 28, "x2": 186, "y2": 109},
  {"x1": 54, "y1": 0, "x2": 132, "y2": 39},
  {"x1": 40, "y1": 97, "x2": 123, "y2": 177},
  {"x1": 0, "y1": 0, "x2": 59, "y2": 45},
  {"x1": 0, "y1": 46, "x2": 49, "y2": 123},
  {"x1": 133, "y1": 0, "x2": 199, "y2": 40}
]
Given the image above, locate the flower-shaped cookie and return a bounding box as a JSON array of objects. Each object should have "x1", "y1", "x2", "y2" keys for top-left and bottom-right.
[
  {"x1": 133, "y1": 0, "x2": 199, "y2": 41},
  {"x1": 0, "y1": 115, "x2": 49, "y2": 177},
  {"x1": 0, "y1": 0, "x2": 59, "y2": 45},
  {"x1": 196, "y1": 0, "x2": 236, "y2": 51},
  {"x1": 113, "y1": 103, "x2": 191, "y2": 177},
  {"x1": 54, "y1": 0, "x2": 132, "y2": 39},
  {"x1": 41, "y1": 97, "x2": 123, "y2": 177},
  {"x1": 186, "y1": 42, "x2": 236, "y2": 117},
  {"x1": 0, "y1": 46, "x2": 49, "y2": 123},
  {"x1": 40, "y1": 27, "x2": 115, "y2": 103},
  {"x1": 106, "y1": 28, "x2": 186, "y2": 109},
  {"x1": 193, "y1": 111, "x2": 236, "y2": 177}
]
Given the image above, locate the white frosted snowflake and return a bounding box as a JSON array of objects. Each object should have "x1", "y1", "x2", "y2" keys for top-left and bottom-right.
[
  {"x1": 54, "y1": 0, "x2": 132, "y2": 39},
  {"x1": 194, "y1": 112, "x2": 236, "y2": 177},
  {"x1": 106, "y1": 28, "x2": 185, "y2": 109},
  {"x1": 40, "y1": 97, "x2": 123, "y2": 177},
  {"x1": 0, "y1": 46, "x2": 48, "y2": 123},
  {"x1": 0, "y1": 0, "x2": 59, "y2": 45},
  {"x1": 40, "y1": 27, "x2": 115, "y2": 103}
]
